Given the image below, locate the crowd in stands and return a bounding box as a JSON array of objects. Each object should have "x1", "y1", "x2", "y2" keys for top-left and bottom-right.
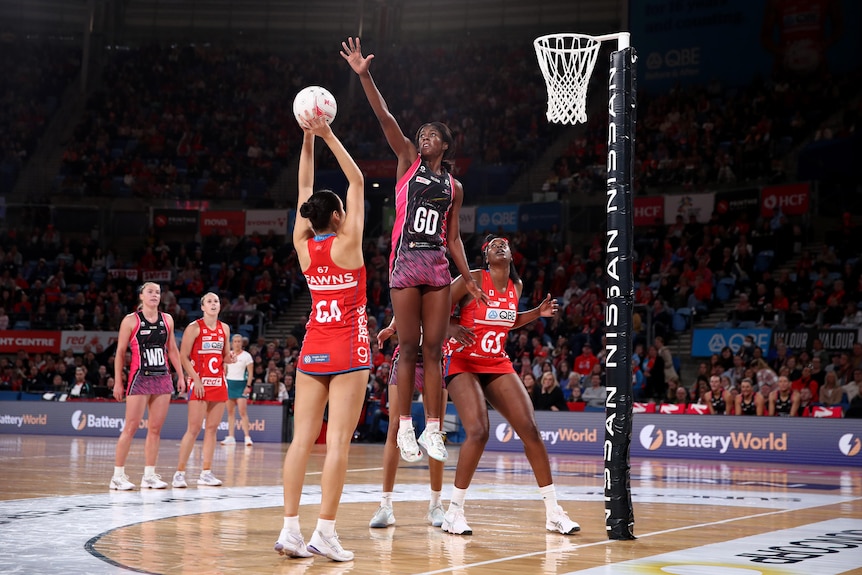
[
  {"x1": 53, "y1": 40, "x2": 562, "y2": 201},
  {"x1": 2, "y1": 200, "x2": 861, "y2": 420},
  {"x1": 0, "y1": 39, "x2": 80, "y2": 194},
  {"x1": 3, "y1": 36, "x2": 862, "y2": 422},
  {"x1": 544, "y1": 69, "x2": 860, "y2": 197},
  {"x1": 58, "y1": 44, "x2": 339, "y2": 199}
]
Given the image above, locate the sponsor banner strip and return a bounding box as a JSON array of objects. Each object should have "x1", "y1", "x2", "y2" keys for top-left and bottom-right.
[
  {"x1": 486, "y1": 412, "x2": 862, "y2": 467},
  {"x1": 0, "y1": 401, "x2": 283, "y2": 441}
]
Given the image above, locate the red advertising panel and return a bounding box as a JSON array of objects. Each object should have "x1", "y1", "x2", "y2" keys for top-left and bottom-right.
[
  {"x1": 0, "y1": 330, "x2": 61, "y2": 354},
  {"x1": 200, "y1": 210, "x2": 245, "y2": 236},
  {"x1": 761, "y1": 182, "x2": 809, "y2": 217},
  {"x1": 60, "y1": 331, "x2": 118, "y2": 354},
  {"x1": 634, "y1": 195, "x2": 664, "y2": 227},
  {"x1": 245, "y1": 210, "x2": 289, "y2": 235}
]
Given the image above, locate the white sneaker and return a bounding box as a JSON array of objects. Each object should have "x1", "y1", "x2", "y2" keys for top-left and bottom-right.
[
  {"x1": 369, "y1": 505, "x2": 396, "y2": 528},
  {"x1": 417, "y1": 427, "x2": 448, "y2": 462},
  {"x1": 396, "y1": 425, "x2": 422, "y2": 462},
  {"x1": 427, "y1": 503, "x2": 445, "y2": 527},
  {"x1": 308, "y1": 530, "x2": 354, "y2": 562},
  {"x1": 221, "y1": 436, "x2": 236, "y2": 445},
  {"x1": 274, "y1": 528, "x2": 313, "y2": 558},
  {"x1": 197, "y1": 470, "x2": 223, "y2": 486},
  {"x1": 546, "y1": 505, "x2": 581, "y2": 534},
  {"x1": 141, "y1": 474, "x2": 168, "y2": 489},
  {"x1": 172, "y1": 471, "x2": 188, "y2": 488},
  {"x1": 244, "y1": 436, "x2": 253, "y2": 446},
  {"x1": 442, "y1": 507, "x2": 472, "y2": 535},
  {"x1": 109, "y1": 474, "x2": 135, "y2": 491}
]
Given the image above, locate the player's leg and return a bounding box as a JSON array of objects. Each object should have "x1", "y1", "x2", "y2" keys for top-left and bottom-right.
[
  {"x1": 424, "y1": 384, "x2": 446, "y2": 526},
  {"x1": 370, "y1": 381, "x2": 400, "y2": 528},
  {"x1": 441, "y1": 372, "x2": 487, "y2": 535},
  {"x1": 138, "y1": 393, "x2": 171, "y2": 489},
  {"x1": 389, "y1": 286, "x2": 423, "y2": 462},
  {"x1": 176, "y1": 399, "x2": 206, "y2": 473},
  {"x1": 222, "y1": 398, "x2": 237, "y2": 444},
  {"x1": 309, "y1": 369, "x2": 367, "y2": 561},
  {"x1": 485, "y1": 374, "x2": 580, "y2": 534},
  {"x1": 198, "y1": 400, "x2": 226, "y2": 485},
  {"x1": 237, "y1": 396, "x2": 252, "y2": 444},
  {"x1": 110, "y1": 394, "x2": 148, "y2": 490},
  {"x1": 276, "y1": 371, "x2": 329, "y2": 559},
  {"x1": 417, "y1": 284, "x2": 450, "y2": 461}
]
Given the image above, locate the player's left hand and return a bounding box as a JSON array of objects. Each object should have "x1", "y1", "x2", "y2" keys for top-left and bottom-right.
[
  {"x1": 466, "y1": 278, "x2": 489, "y2": 303},
  {"x1": 538, "y1": 294, "x2": 559, "y2": 318}
]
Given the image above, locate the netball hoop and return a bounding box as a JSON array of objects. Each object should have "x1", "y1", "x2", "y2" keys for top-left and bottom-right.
[
  {"x1": 533, "y1": 32, "x2": 631, "y2": 125},
  {"x1": 534, "y1": 30, "x2": 637, "y2": 541}
]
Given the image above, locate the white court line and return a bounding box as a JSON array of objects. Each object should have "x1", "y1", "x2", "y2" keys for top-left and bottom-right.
[
  {"x1": 412, "y1": 499, "x2": 862, "y2": 575},
  {"x1": 0, "y1": 480, "x2": 855, "y2": 575}
]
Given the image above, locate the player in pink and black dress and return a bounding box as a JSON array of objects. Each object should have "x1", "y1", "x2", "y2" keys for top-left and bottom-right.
[
  {"x1": 440, "y1": 235, "x2": 580, "y2": 536},
  {"x1": 110, "y1": 281, "x2": 185, "y2": 491},
  {"x1": 173, "y1": 292, "x2": 234, "y2": 488},
  {"x1": 342, "y1": 37, "x2": 485, "y2": 464},
  {"x1": 274, "y1": 114, "x2": 368, "y2": 562}
]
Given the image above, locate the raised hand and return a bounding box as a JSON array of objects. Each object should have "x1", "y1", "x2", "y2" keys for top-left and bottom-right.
[
  {"x1": 340, "y1": 37, "x2": 374, "y2": 75},
  {"x1": 299, "y1": 111, "x2": 333, "y2": 138},
  {"x1": 538, "y1": 294, "x2": 560, "y2": 318}
]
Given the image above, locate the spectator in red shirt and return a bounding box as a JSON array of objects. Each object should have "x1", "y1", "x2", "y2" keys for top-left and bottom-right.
[
  {"x1": 573, "y1": 342, "x2": 599, "y2": 381},
  {"x1": 791, "y1": 364, "x2": 818, "y2": 398}
]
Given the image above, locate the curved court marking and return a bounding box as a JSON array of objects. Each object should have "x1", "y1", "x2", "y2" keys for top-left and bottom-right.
[{"x1": 0, "y1": 484, "x2": 855, "y2": 574}]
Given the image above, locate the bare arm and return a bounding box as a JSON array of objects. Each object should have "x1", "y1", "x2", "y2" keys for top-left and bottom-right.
[
  {"x1": 340, "y1": 37, "x2": 416, "y2": 174},
  {"x1": 513, "y1": 293, "x2": 558, "y2": 330},
  {"x1": 245, "y1": 354, "x2": 254, "y2": 389},
  {"x1": 318, "y1": 124, "x2": 364, "y2": 262},
  {"x1": 790, "y1": 390, "x2": 800, "y2": 417},
  {"x1": 164, "y1": 314, "x2": 186, "y2": 395},
  {"x1": 293, "y1": 128, "x2": 316, "y2": 267},
  {"x1": 221, "y1": 322, "x2": 234, "y2": 364},
  {"x1": 448, "y1": 179, "x2": 485, "y2": 302},
  {"x1": 755, "y1": 394, "x2": 765, "y2": 416},
  {"x1": 113, "y1": 314, "x2": 134, "y2": 401},
  {"x1": 180, "y1": 321, "x2": 203, "y2": 399},
  {"x1": 768, "y1": 391, "x2": 776, "y2": 416},
  {"x1": 705, "y1": 392, "x2": 716, "y2": 415}
]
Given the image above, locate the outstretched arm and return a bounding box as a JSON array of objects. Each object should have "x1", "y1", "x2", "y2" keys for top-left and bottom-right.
[
  {"x1": 448, "y1": 179, "x2": 486, "y2": 303},
  {"x1": 513, "y1": 293, "x2": 559, "y2": 330},
  {"x1": 314, "y1": 119, "x2": 365, "y2": 242},
  {"x1": 293, "y1": 115, "x2": 317, "y2": 252},
  {"x1": 340, "y1": 37, "x2": 416, "y2": 173}
]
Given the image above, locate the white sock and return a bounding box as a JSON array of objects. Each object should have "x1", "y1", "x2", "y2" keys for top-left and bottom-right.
[
  {"x1": 539, "y1": 483, "x2": 557, "y2": 513},
  {"x1": 316, "y1": 518, "x2": 336, "y2": 537},
  {"x1": 429, "y1": 489, "x2": 442, "y2": 508},
  {"x1": 144, "y1": 466, "x2": 155, "y2": 477},
  {"x1": 381, "y1": 492, "x2": 393, "y2": 507},
  {"x1": 113, "y1": 466, "x2": 125, "y2": 478},
  {"x1": 283, "y1": 515, "x2": 300, "y2": 532},
  {"x1": 425, "y1": 419, "x2": 440, "y2": 433},
  {"x1": 201, "y1": 469, "x2": 211, "y2": 476},
  {"x1": 399, "y1": 417, "x2": 413, "y2": 431},
  {"x1": 448, "y1": 486, "x2": 467, "y2": 511}
]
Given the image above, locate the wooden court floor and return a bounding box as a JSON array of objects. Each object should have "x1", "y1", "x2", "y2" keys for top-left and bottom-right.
[{"x1": 1, "y1": 434, "x2": 861, "y2": 575}]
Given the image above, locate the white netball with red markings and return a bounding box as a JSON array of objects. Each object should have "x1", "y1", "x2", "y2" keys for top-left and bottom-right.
[{"x1": 292, "y1": 85, "x2": 337, "y2": 126}]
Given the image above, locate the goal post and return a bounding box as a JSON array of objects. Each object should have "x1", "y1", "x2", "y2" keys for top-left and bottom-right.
[{"x1": 534, "y1": 31, "x2": 637, "y2": 541}]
